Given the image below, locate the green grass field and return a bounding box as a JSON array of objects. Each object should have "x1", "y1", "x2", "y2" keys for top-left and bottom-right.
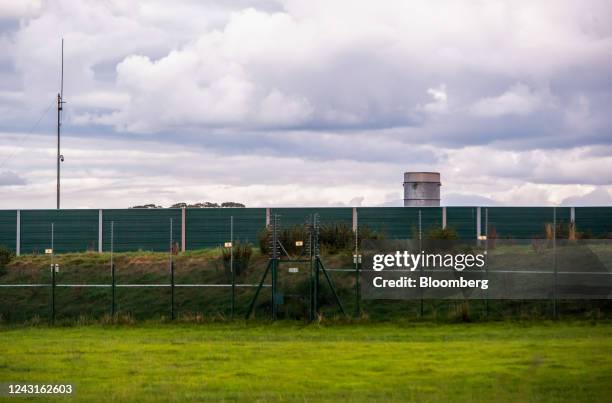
[{"x1": 1, "y1": 321, "x2": 611, "y2": 402}]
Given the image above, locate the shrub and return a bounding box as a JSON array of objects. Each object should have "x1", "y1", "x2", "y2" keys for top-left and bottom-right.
[
  {"x1": 222, "y1": 240, "x2": 253, "y2": 277},
  {"x1": 319, "y1": 223, "x2": 354, "y2": 253},
  {"x1": 259, "y1": 223, "x2": 385, "y2": 255},
  {"x1": 425, "y1": 227, "x2": 459, "y2": 240},
  {"x1": 258, "y1": 225, "x2": 309, "y2": 256},
  {"x1": 0, "y1": 245, "x2": 13, "y2": 276}
]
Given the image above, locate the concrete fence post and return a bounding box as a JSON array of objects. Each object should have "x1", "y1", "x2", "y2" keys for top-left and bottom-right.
[
  {"x1": 181, "y1": 207, "x2": 186, "y2": 252},
  {"x1": 98, "y1": 209, "x2": 103, "y2": 253},
  {"x1": 352, "y1": 207, "x2": 358, "y2": 233},
  {"x1": 570, "y1": 207, "x2": 575, "y2": 223},
  {"x1": 476, "y1": 207, "x2": 482, "y2": 239},
  {"x1": 442, "y1": 207, "x2": 447, "y2": 229},
  {"x1": 16, "y1": 210, "x2": 20, "y2": 256},
  {"x1": 266, "y1": 208, "x2": 271, "y2": 227}
]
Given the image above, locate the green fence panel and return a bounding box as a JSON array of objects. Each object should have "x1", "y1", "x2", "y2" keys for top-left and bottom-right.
[
  {"x1": 484, "y1": 207, "x2": 571, "y2": 239},
  {"x1": 575, "y1": 207, "x2": 612, "y2": 237},
  {"x1": 20, "y1": 209, "x2": 99, "y2": 254},
  {"x1": 270, "y1": 208, "x2": 353, "y2": 228},
  {"x1": 357, "y1": 207, "x2": 442, "y2": 239},
  {"x1": 0, "y1": 210, "x2": 16, "y2": 252},
  {"x1": 103, "y1": 209, "x2": 181, "y2": 252},
  {"x1": 186, "y1": 208, "x2": 265, "y2": 249},
  {"x1": 446, "y1": 207, "x2": 477, "y2": 239}
]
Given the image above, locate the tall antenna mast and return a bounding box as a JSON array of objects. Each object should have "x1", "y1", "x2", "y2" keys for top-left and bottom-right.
[{"x1": 56, "y1": 38, "x2": 65, "y2": 209}]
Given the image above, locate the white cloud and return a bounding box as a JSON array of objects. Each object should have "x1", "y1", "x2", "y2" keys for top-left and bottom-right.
[
  {"x1": 469, "y1": 83, "x2": 551, "y2": 117},
  {"x1": 562, "y1": 188, "x2": 612, "y2": 206},
  {"x1": 0, "y1": 170, "x2": 26, "y2": 186},
  {"x1": 0, "y1": 1, "x2": 611, "y2": 207},
  {"x1": 418, "y1": 84, "x2": 448, "y2": 114},
  {"x1": 0, "y1": 0, "x2": 41, "y2": 19}
]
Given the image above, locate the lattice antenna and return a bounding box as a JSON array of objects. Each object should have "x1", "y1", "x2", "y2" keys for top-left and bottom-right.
[
  {"x1": 312, "y1": 213, "x2": 320, "y2": 257},
  {"x1": 268, "y1": 214, "x2": 281, "y2": 259}
]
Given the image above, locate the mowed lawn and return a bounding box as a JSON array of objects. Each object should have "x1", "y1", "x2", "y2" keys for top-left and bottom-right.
[{"x1": 0, "y1": 321, "x2": 611, "y2": 402}]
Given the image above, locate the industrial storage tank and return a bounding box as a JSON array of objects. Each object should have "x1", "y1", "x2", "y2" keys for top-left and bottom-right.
[{"x1": 403, "y1": 172, "x2": 441, "y2": 207}]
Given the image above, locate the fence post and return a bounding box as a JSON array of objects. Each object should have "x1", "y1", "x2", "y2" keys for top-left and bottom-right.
[
  {"x1": 16, "y1": 210, "x2": 20, "y2": 256},
  {"x1": 353, "y1": 207, "x2": 360, "y2": 318},
  {"x1": 50, "y1": 223, "x2": 55, "y2": 325},
  {"x1": 485, "y1": 208, "x2": 489, "y2": 318},
  {"x1": 181, "y1": 207, "x2": 186, "y2": 252},
  {"x1": 553, "y1": 207, "x2": 558, "y2": 319},
  {"x1": 442, "y1": 207, "x2": 447, "y2": 229},
  {"x1": 419, "y1": 209, "x2": 424, "y2": 318},
  {"x1": 111, "y1": 221, "x2": 115, "y2": 317},
  {"x1": 230, "y1": 215, "x2": 235, "y2": 318},
  {"x1": 98, "y1": 209, "x2": 103, "y2": 253},
  {"x1": 170, "y1": 218, "x2": 175, "y2": 321},
  {"x1": 265, "y1": 208, "x2": 270, "y2": 227},
  {"x1": 476, "y1": 207, "x2": 482, "y2": 240}
]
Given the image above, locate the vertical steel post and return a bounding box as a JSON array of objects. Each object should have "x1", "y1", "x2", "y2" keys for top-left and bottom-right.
[
  {"x1": 170, "y1": 218, "x2": 175, "y2": 320},
  {"x1": 485, "y1": 208, "x2": 489, "y2": 318},
  {"x1": 309, "y1": 215, "x2": 314, "y2": 321},
  {"x1": 419, "y1": 210, "x2": 424, "y2": 318},
  {"x1": 50, "y1": 223, "x2": 55, "y2": 324},
  {"x1": 111, "y1": 221, "x2": 115, "y2": 317},
  {"x1": 553, "y1": 207, "x2": 557, "y2": 319},
  {"x1": 230, "y1": 216, "x2": 235, "y2": 318},
  {"x1": 271, "y1": 259, "x2": 277, "y2": 320},
  {"x1": 354, "y1": 209, "x2": 360, "y2": 318}
]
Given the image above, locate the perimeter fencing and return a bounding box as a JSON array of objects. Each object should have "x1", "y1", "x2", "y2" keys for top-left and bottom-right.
[{"x1": 0, "y1": 207, "x2": 611, "y2": 323}]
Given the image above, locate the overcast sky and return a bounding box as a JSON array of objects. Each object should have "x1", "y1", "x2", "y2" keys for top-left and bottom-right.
[{"x1": 0, "y1": 0, "x2": 611, "y2": 208}]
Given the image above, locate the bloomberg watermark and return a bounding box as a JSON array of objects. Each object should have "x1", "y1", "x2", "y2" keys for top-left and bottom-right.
[{"x1": 361, "y1": 239, "x2": 612, "y2": 300}]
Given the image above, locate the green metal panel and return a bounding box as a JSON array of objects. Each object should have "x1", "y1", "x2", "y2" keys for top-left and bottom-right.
[
  {"x1": 446, "y1": 207, "x2": 477, "y2": 239},
  {"x1": 357, "y1": 207, "x2": 442, "y2": 239},
  {"x1": 484, "y1": 207, "x2": 571, "y2": 239},
  {"x1": 270, "y1": 208, "x2": 353, "y2": 228},
  {"x1": 103, "y1": 209, "x2": 181, "y2": 252},
  {"x1": 0, "y1": 210, "x2": 16, "y2": 251},
  {"x1": 186, "y1": 208, "x2": 265, "y2": 249},
  {"x1": 575, "y1": 207, "x2": 612, "y2": 237},
  {"x1": 20, "y1": 209, "x2": 98, "y2": 254}
]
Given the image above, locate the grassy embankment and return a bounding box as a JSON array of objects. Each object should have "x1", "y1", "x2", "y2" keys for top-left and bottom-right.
[{"x1": 1, "y1": 246, "x2": 610, "y2": 323}]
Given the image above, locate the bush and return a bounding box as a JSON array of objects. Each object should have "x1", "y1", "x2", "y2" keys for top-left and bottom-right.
[
  {"x1": 0, "y1": 245, "x2": 14, "y2": 276},
  {"x1": 425, "y1": 227, "x2": 458, "y2": 240},
  {"x1": 222, "y1": 241, "x2": 253, "y2": 277},
  {"x1": 319, "y1": 223, "x2": 354, "y2": 253},
  {"x1": 258, "y1": 225, "x2": 309, "y2": 256},
  {"x1": 258, "y1": 223, "x2": 385, "y2": 256}
]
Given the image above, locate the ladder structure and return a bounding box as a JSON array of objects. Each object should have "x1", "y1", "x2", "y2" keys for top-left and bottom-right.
[{"x1": 246, "y1": 214, "x2": 346, "y2": 320}]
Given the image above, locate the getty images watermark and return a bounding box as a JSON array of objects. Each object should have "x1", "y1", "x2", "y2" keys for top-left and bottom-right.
[
  {"x1": 360, "y1": 239, "x2": 612, "y2": 300},
  {"x1": 371, "y1": 250, "x2": 489, "y2": 290}
]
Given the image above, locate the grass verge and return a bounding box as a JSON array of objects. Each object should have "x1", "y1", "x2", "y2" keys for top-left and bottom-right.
[{"x1": 0, "y1": 321, "x2": 610, "y2": 402}]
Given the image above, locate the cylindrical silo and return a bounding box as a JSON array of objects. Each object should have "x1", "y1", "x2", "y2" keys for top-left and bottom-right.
[{"x1": 403, "y1": 172, "x2": 441, "y2": 207}]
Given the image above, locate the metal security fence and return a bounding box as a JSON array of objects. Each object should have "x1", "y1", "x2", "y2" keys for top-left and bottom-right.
[
  {"x1": 0, "y1": 207, "x2": 612, "y2": 254},
  {"x1": 19, "y1": 209, "x2": 99, "y2": 254},
  {"x1": 186, "y1": 208, "x2": 264, "y2": 250},
  {"x1": 0, "y1": 207, "x2": 611, "y2": 255}
]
